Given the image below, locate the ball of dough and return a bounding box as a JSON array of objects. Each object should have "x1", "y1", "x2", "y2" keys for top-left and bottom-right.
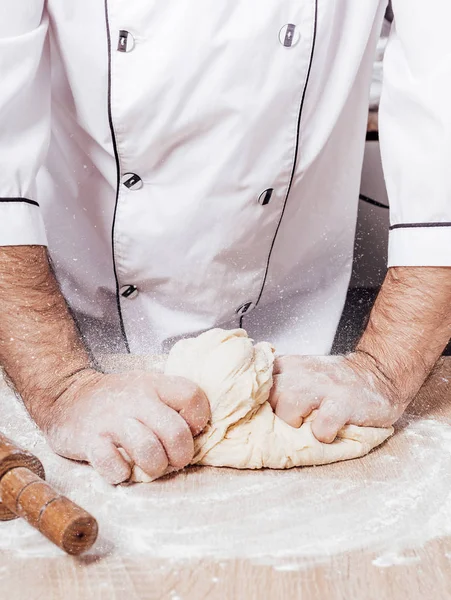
[{"x1": 130, "y1": 329, "x2": 393, "y2": 482}]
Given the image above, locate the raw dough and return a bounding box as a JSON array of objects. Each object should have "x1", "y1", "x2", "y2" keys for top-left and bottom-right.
[{"x1": 132, "y1": 329, "x2": 393, "y2": 482}]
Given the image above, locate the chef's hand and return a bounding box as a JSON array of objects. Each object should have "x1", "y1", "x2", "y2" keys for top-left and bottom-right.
[
  {"x1": 268, "y1": 352, "x2": 405, "y2": 443},
  {"x1": 40, "y1": 370, "x2": 210, "y2": 484},
  {"x1": 269, "y1": 266, "x2": 451, "y2": 442}
]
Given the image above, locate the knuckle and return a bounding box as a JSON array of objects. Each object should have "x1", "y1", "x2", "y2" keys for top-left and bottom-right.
[
  {"x1": 186, "y1": 387, "x2": 210, "y2": 419},
  {"x1": 181, "y1": 387, "x2": 211, "y2": 430},
  {"x1": 173, "y1": 378, "x2": 206, "y2": 406},
  {"x1": 278, "y1": 392, "x2": 302, "y2": 411},
  {"x1": 177, "y1": 379, "x2": 198, "y2": 401},
  {"x1": 185, "y1": 384, "x2": 206, "y2": 407},
  {"x1": 185, "y1": 380, "x2": 201, "y2": 398}
]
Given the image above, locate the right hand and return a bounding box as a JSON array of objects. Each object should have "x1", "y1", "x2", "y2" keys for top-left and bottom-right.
[{"x1": 37, "y1": 370, "x2": 210, "y2": 484}]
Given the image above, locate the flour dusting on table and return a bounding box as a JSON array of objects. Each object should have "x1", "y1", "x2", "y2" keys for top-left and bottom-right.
[{"x1": 1, "y1": 385, "x2": 451, "y2": 566}]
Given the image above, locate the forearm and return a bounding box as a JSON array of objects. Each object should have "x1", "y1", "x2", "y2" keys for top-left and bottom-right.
[
  {"x1": 0, "y1": 246, "x2": 97, "y2": 427},
  {"x1": 356, "y1": 267, "x2": 451, "y2": 405}
]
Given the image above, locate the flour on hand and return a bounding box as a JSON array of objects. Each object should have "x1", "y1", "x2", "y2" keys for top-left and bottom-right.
[{"x1": 131, "y1": 329, "x2": 393, "y2": 482}]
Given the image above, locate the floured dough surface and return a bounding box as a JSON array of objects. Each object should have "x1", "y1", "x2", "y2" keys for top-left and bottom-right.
[{"x1": 132, "y1": 329, "x2": 393, "y2": 482}]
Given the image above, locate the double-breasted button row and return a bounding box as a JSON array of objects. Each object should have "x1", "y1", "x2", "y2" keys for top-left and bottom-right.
[
  {"x1": 115, "y1": 25, "x2": 296, "y2": 308},
  {"x1": 117, "y1": 24, "x2": 299, "y2": 54},
  {"x1": 117, "y1": 33, "x2": 141, "y2": 191},
  {"x1": 116, "y1": 32, "x2": 140, "y2": 299}
]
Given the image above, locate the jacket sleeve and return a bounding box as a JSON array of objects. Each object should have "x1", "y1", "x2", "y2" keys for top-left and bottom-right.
[
  {"x1": 0, "y1": 1, "x2": 50, "y2": 246},
  {"x1": 379, "y1": 0, "x2": 451, "y2": 266}
]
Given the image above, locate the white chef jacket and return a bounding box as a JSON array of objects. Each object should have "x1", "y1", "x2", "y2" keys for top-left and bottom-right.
[{"x1": 1, "y1": 1, "x2": 450, "y2": 357}]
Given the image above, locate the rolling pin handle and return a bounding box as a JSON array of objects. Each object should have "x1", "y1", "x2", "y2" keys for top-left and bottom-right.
[
  {"x1": 0, "y1": 433, "x2": 98, "y2": 555},
  {"x1": 0, "y1": 467, "x2": 98, "y2": 555},
  {"x1": 0, "y1": 431, "x2": 45, "y2": 522}
]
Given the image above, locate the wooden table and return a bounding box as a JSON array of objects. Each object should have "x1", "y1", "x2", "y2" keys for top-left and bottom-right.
[{"x1": 2, "y1": 356, "x2": 451, "y2": 599}]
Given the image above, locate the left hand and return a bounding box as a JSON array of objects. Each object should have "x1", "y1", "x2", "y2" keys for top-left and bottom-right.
[{"x1": 268, "y1": 352, "x2": 408, "y2": 443}]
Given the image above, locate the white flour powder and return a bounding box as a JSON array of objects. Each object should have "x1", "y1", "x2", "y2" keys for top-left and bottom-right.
[{"x1": 1, "y1": 386, "x2": 451, "y2": 566}]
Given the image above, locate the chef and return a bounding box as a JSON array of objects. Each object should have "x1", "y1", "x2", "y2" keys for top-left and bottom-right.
[{"x1": 0, "y1": 1, "x2": 450, "y2": 483}]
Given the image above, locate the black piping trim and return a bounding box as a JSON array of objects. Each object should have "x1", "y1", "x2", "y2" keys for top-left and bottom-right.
[
  {"x1": 254, "y1": 2, "x2": 318, "y2": 308},
  {"x1": 390, "y1": 222, "x2": 451, "y2": 231},
  {"x1": 0, "y1": 197, "x2": 39, "y2": 207},
  {"x1": 359, "y1": 194, "x2": 389, "y2": 210},
  {"x1": 104, "y1": 0, "x2": 130, "y2": 353}
]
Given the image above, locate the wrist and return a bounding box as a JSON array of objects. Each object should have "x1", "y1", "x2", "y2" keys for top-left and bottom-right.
[
  {"x1": 24, "y1": 364, "x2": 102, "y2": 434},
  {"x1": 347, "y1": 349, "x2": 402, "y2": 404},
  {"x1": 352, "y1": 267, "x2": 451, "y2": 408},
  {"x1": 353, "y1": 342, "x2": 426, "y2": 408}
]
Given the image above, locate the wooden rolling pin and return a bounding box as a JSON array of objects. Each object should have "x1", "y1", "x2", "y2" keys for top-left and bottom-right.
[{"x1": 0, "y1": 432, "x2": 98, "y2": 555}]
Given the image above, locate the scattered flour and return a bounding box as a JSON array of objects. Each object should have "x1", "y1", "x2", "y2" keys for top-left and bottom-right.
[
  {"x1": 372, "y1": 553, "x2": 421, "y2": 568},
  {"x1": 1, "y1": 385, "x2": 451, "y2": 567},
  {"x1": 273, "y1": 564, "x2": 303, "y2": 572}
]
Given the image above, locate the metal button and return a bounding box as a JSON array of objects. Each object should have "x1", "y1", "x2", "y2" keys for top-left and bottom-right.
[
  {"x1": 279, "y1": 24, "x2": 300, "y2": 48},
  {"x1": 258, "y1": 189, "x2": 274, "y2": 206},
  {"x1": 121, "y1": 173, "x2": 143, "y2": 190},
  {"x1": 117, "y1": 30, "x2": 135, "y2": 53},
  {"x1": 236, "y1": 302, "x2": 254, "y2": 316},
  {"x1": 120, "y1": 285, "x2": 139, "y2": 299}
]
